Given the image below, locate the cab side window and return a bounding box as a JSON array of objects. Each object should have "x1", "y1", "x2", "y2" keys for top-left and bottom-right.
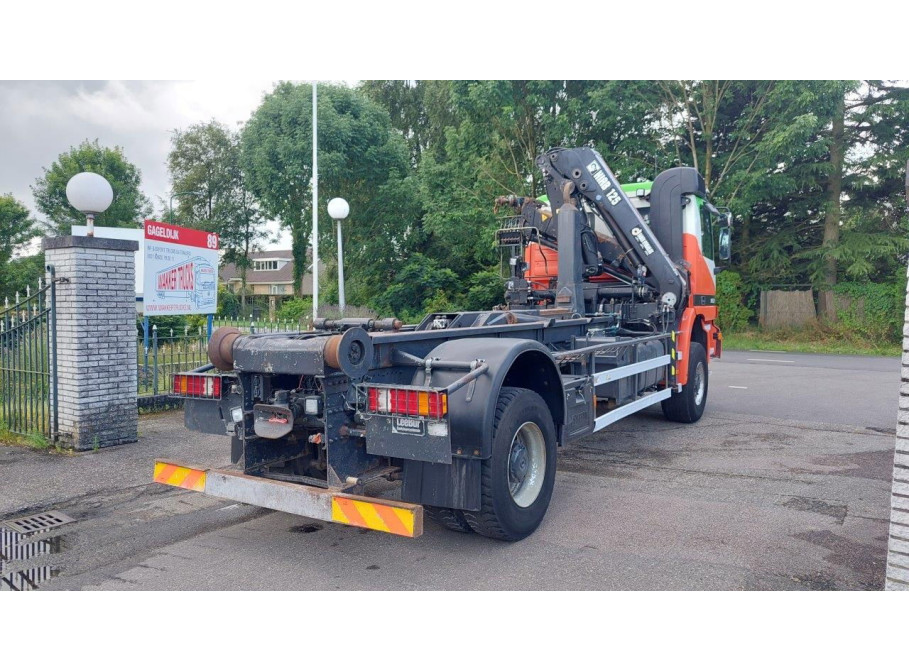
[{"x1": 699, "y1": 202, "x2": 715, "y2": 261}]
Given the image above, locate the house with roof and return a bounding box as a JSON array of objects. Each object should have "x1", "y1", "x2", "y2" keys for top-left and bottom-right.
[{"x1": 219, "y1": 250, "x2": 312, "y2": 301}]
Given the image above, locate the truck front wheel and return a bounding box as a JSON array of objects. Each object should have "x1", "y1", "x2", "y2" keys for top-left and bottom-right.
[
  {"x1": 464, "y1": 387, "x2": 557, "y2": 541},
  {"x1": 662, "y1": 341, "x2": 708, "y2": 423}
]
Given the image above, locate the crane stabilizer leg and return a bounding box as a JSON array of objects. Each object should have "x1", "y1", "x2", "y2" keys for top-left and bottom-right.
[{"x1": 555, "y1": 200, "x2": 589, "y2": 315}]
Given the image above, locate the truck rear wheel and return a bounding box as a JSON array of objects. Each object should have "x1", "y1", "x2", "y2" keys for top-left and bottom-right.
[
  {"x1": 662, "y1": 341, "x2": 708, "y2": 423},
  {"x1": 424, "y1": 506, "x2": 474, "y2": 533},
  {"x1": 464, "y1": 387, "x2": 557, "y2": 541}
]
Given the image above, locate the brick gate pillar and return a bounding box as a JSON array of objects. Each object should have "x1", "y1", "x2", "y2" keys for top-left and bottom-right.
[
  {"x1": 43, "y1": 236, "x2": 139, "y2": 450},
  {"x1": 887, "y1": 264, "x2": 909, "y2": 589}
]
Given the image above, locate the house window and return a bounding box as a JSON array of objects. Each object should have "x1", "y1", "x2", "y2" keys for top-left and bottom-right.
[
  {"x1": 270, "y1": 285, "x2": 286, "y2": 295},
  {"x1": 255, "y1": 260, "x2": 279, "y2": 271}
]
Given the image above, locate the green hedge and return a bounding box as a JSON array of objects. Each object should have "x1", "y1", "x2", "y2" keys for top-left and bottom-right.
[
  {"x1": 715, "y1": 271, "x2": 754, "y2": 333},
  {"x1": 832, "y1": 281, "x2": 904, "y2": 343}
]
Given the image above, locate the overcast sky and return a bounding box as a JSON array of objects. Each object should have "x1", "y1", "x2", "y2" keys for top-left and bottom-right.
[{"x1": 0, "y1": 80, "x2": 296, "y2": 250}]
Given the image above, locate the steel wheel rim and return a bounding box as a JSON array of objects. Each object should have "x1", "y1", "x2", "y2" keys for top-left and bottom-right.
[
  {"x1": 507, "y1": 421, "x2": 546, "y2": 508},
  {"x1": 694, "y1": 361, "x2": 705, "y2": 406}
]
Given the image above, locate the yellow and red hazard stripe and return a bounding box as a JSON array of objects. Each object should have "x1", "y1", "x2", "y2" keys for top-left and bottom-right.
[
  {"x1": 331, "y1": 496, "x2": 421, "y2": 537},
  {"x1": 153, "y1": 460, "x2": 423, "y2": 538},
  {"x1": 153, "y1": 461, "x2": 207, "y2": 492}
]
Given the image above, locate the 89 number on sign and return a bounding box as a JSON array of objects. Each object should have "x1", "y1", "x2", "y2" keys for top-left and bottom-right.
[{"x1": 206, "y1": 234, "x2": 218, "y2": 249}]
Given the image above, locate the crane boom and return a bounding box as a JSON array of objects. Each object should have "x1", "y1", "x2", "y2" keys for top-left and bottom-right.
[{"x1": 537, "y1": 147, "x2": 688, "y2": 310}]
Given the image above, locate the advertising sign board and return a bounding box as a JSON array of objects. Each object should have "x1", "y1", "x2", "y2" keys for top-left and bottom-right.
[{"x1": 142, "y1": 220, "x2": 219, "y2": 316}]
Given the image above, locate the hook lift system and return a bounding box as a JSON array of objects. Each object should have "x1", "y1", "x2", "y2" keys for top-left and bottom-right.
[{"x1": 156, "y1": 147, "x2": 732, "y2": 541}]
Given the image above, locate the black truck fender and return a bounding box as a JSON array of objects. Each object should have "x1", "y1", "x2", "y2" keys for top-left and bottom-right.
[
  {"x1": 400, "y1": 337, "x2": 564, "y2": 511},
  {"x1": 410, "y1": 337, "x2": 565, "y2": 460}
]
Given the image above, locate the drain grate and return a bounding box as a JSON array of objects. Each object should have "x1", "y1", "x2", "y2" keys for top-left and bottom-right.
[{"x1": 1, "y1": 511, "x2": 75, "y2": 537}]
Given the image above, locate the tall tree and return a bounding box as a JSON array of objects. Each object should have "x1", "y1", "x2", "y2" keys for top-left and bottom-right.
[
  {"x1": 237, "y1": 80, "x2": 909, "y2": 320},
  {"x1": 220, "y1": 168, "x2": 266, "y2": 312},
  {"x1": 0, "y1": 194, "x2": 38, "y2": 299},
  {"x1": 32, "y1": 139, "x2": 151, "y2": 234},
  {"x1": 360, "y1": 80, "x2": 428, "y2": 165},
  {"x1": 167, "y1": 121, "x2": 235, "y2": 227},
  {"x1": 653, "y1": 80, "x2": 783, "y2": 203},
  {"x1": 831, "y1": 81, "x2": 909, "y2": 284},
  {"x1": 414, "y1": 81, "x2": 666, "y2": 283},
  {"x1": 731, "y1": 81, "x2": 909, "y2": 312},
  {"x1": 167, "y1": 121, "x2": 266, "y2": 309},
  {"x1": 241, "y1": 82, "x2": 419, "y2": 302},
  {"x1": 361, "y1": 80, "x2": 460, "y2": 165},
  {"x1": 1, "y1": 253, "x2": 45, "y2": 302}
]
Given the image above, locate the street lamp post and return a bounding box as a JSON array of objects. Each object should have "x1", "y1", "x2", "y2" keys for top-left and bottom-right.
[
  {"x1": 66, "y1": 172, "x2": 113, "y2": 237},
  {"x1": 327, "y1": 197, "x2": 350, "y2": 315}
]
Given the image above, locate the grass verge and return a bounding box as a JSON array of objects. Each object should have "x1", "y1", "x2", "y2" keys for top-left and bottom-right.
[
  {"x1": 724, "y1": 328, "x2": 900, "y2": 357},
  {"x1": 0, "y1": 425, "x2": 71, "y2": 453}
]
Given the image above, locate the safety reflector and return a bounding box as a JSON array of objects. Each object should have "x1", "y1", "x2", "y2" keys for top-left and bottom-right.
[
  {"x1": 153, "y1": 461, "x2": 207, "y2": 492},
  {"x1": 331, "y1": 496, "x2": 420, "y2": 537},
  {"x1": 366, "y1": 387, "x2": 447, "y2": 418},
  {"x1": 172, "y1": 374, "x2": 222, "y2": 399}
]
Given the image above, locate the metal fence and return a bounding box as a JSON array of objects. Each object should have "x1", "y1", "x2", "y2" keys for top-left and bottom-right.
[
  {"x1": 212, "y1": 316, "x2": 312, "y2": 333},
  {"x1": 138, "y1": 327, "x2": 208, "y2": 404},
  {"x1": 137, "y1": 317, "x2": 305, "y2": 408},
  {"x1": 0, "y1": 272, "x2": 57, "y2": 440}
]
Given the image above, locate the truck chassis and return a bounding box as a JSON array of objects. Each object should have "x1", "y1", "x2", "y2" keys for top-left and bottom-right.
[
  {"x1": 160, "y1": 308, "x2": 692, "y2": 540},
  {"x1": 159, "y1": 146, "x2": 724, "y2": 541}
]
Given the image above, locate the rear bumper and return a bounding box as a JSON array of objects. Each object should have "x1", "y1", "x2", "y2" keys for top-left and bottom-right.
[{"x1": 153, "y1": 460, "x2": 423, "y2": 538}]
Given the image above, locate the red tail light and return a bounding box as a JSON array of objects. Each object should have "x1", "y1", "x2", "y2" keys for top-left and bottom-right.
[
  {"x1": 172, "y1": 374, "x2": 222, "y2": 399},
  {"x1": 365, "y1": 387, "x2": 447, "y2": 418}
]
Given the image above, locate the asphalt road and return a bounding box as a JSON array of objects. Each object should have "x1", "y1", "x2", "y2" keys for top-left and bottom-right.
[
  {"x1": 711, "y1": 350, "x2": 900, "y2": 429},
  {"x1": 2, "y1": 350, "x2": 899, "y2": 591}
]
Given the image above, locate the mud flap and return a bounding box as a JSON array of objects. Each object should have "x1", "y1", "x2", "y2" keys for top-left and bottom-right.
[{"x1": 401, "y1": 457, "x2": 481, "y2": 511}]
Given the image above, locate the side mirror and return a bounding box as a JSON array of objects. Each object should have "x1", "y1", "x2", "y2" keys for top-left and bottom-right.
[{"x1": 718, "y1": 226, "x2": 732, "y2": 262}]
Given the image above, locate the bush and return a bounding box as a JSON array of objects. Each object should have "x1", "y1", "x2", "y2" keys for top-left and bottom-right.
[
  {"x1": 832, "y1": 281, "x2": 904, "y2": 343},
  {"x1": 218, "y1": 284, "x2": 241, "y2": 318},
  {"x1": 464, "y1": 269, "x2": 505, "y2": 311},
  {"x1": 423, "y1": 289, "x2": 457, "y2": 314},
  {"x1": 136, "y1": 314, "x2": 192, "y2": 338},
  {"x1": 276, "y1": 297, "x2": 313, "y2": 322},
  {"x1": 715, "y1": 270, "x2": 753, "y2": 332},
  {"x1": 373, "y1": 253, "x2": 459, "y2": 318}
]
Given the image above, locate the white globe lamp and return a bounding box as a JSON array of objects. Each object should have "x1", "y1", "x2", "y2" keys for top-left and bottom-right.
[
  {"x1": 327, "y1": 197, "x2": 349, "y2": 220},
  {"x1": 327, "y1": 198, "x2": 350, "y2": 314},
  {"x1": 66, "y1": 172, "x2": 114, "y2": 237}
]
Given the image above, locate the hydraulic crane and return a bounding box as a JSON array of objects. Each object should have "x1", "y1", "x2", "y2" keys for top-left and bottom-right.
[{"x1": 157, "y1": 147, "x2": 732, "y2": 542}]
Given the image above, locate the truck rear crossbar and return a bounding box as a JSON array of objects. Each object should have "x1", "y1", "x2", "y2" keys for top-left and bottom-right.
[{"x1": 153, "y1": 460, "x2": 424, "y2": 537}]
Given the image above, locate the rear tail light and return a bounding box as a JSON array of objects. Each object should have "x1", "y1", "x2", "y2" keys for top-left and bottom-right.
[
  {"x1": 365, "y1": 387, "x2": 447, "y2": 418},
  {"x1": 172, "y1": 373, "x2": 223, "y2": 399}
]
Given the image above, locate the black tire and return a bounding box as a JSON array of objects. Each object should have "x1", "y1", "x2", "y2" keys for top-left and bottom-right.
[
  {"x1": 662, "y1": 341, "x2": 708, "y2": 423},
  {"x1": 463, "y1": 387, "x2": 557, "y2": 541},
  {"x1": 424, "y1": 506, "x2": 475, "y2": 534}
]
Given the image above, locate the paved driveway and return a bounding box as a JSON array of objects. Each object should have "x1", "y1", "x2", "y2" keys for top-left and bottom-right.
[{"x1": 3, "y1": 351, "x2": 897, "y2": 590}]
